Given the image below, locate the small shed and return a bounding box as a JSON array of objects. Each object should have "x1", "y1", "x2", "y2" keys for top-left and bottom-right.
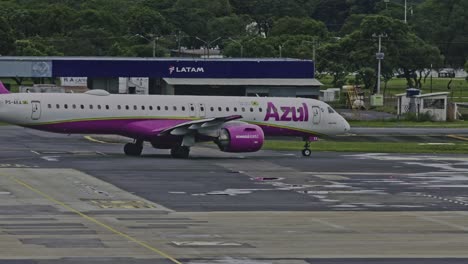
[{"x1": 396, "y1": 92, "x2": 449, "y2": 121}]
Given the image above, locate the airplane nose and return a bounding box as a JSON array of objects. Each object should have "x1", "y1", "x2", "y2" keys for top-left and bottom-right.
[{"x1": 343, "y1": 118, "x2": 351, "y2": 132}]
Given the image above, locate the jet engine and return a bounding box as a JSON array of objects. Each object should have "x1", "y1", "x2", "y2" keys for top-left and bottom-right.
[{"x1": 215, "y1": 123, "x2": 264, "y2": 153}]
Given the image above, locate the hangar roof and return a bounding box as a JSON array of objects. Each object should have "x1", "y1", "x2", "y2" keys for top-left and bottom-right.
[{"x1": 163, "y1": 78, "x2": 323, "y2": 86}]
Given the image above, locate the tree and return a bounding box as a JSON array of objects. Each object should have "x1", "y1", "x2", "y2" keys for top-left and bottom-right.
[
  {"x1": 270, "y1": 17, "x2": 328, "y2": 38},
  {"x1": 412, "y1": 0, "x2": 468, "y2": 67},
  {"x1": 207, "y1": 15, "x2": 250, "y2": 40},
  {"x1": 310, "y1": 0, "x2": 350, "y2": 32},
  {"x1": 173, "y1": 0, "x2": 232, "y2": 17},
  {"x1": 316, "y1": 42, "x2": 349, "y2": 87},
  {"x1": 127, "y1": 7, "x2": 171, "y2": 37},
  {"x1": 0, "y1": 17, "x2": 15, "y2": 55},
  {"x1": 355, "y1": 67, "x2": 376, "y2": 90}
]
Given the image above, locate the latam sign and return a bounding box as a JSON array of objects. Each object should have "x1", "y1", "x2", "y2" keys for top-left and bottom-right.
[{"x1": 169, "y1": 66, "x2": 205, "y2": 75}]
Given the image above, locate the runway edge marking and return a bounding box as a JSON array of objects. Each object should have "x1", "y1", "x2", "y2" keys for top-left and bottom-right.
[{"x1": 12, "y1": 177, "x2": 183, "y2": 264}]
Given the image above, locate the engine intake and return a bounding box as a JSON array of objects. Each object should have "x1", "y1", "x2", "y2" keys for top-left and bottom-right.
[{"x1": 216, "y1": 123, "x2": 264, "y2": 153}]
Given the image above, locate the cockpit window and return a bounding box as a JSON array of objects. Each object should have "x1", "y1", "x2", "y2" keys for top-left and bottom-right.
[{"x1": 328, "y1": 107, "x2": 335, "y2": 114}]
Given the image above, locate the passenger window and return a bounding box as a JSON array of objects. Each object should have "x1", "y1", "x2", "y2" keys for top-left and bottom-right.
[
  {"x1": 97, "y1": 105, "x2": 101, "y2": 110},
  {"x1": 149, "y1": 106, "x2": 153, "y2": 111},
  {"x1": 165, "y1": 106, "x2": 168, "y2": 111},
  {"x1": 72, "y1": 104, "x2": 76, "y2": 109},
  {"x1": 210, "y1": 107, "x2": 214, "y2": 112},
  {"x1": 117, "y1": 105, "x2": 121, "y2": 110},
  {"x1": 106, "y1": 105, "x2": 109, "y2": 110},
  {"x1": 242, "y1": 107, "x2": 245, "y2": 112},
  {"x1": 182, "y1": 106, "x2": 186, "y2": 111},
  {"x1": 328, "y1": 107, "x2": 335, "y2": 114},
  {"x1": 234, "y1": 107, "x2": 237, "y2": 112},
  {"x1": 80, "y1": 105, "x2": 84, "y2": 109},
  {"x1": 48, "y1": 104, "x2": 52, "y2": 109},
  {"x1": 190, "y1": 106, "x2": 195, "y2": 111},
  {"x1": 250, "y1": 107, "x2": 254, "y2": 112},
  {"x1": 259, "y1": 108, "x2": 263, "y2": 112},
  {"x1": 133, "y1": 105, "x2": 137, "y2": 110},
  {"x1": 226, "y1": 107, "x2": 230, "y2": 112},
  {"x1": 218, "y1": 107, "x2": 222, "y2": 111},
  {"x1": 142, "y1": 106, "x2": 145, "y2": 110},
  {"x1": 173, "y1": 106, "x2": 177, "y2": 111},
  {"x1": 200, "y1": 106, "x2": 204, "y2": 112},
  {"x1": 64, "y1": 104, "x2": 68, "y2": 109},
  {"x1": 89, "y1": 105, "x2": 93, "y2": 110},
  {"x1": 56, "y1": 104, "x2": 60, "y2": 109},
  {"x1": 125, "y1": 105, "x2": 129, "y2": 110},
  {"x1": 157, "y1": 106, "x2": 161, "y2": 111}
]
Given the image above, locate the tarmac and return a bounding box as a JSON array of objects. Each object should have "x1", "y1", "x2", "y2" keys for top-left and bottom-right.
[{"x1": 1, "y1": 126, "x2": 468, "y2": 263}]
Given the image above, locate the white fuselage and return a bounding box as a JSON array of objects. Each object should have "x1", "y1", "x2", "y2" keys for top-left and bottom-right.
[{"x1": 0, "y1": 92, "x2": 350, "y2": 137}]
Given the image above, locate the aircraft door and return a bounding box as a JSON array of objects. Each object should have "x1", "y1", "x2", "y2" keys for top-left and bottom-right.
[
  {"x1": 198, "y1": 103, "x2": 206, "y2": 118},
  {"x1": 312, "y1": 106, "x2": 321, "y2": 125},
  {"x1": 188, "y1": 103, "x2": 197, "y2": 117},
  {"x1": 31, "y1": 101, "x2": 41, "y2": 120}
]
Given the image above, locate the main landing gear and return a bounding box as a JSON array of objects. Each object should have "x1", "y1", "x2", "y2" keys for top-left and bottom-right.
[
  {"x1": 170, "y1": 146, "x2": 190, "y2": 159},
  {"x1": 124, "y1": 139, "x2": 143, "y2": 156},
  {"x1": 302, "y1": 137, "x2": 312, "y2": 157}
]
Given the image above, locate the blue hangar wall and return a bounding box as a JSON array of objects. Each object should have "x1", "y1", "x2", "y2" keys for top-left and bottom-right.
[
  {"x1": 52, "y1": 58, "x2": 315, "y2": 79},
  {"x1": 0, "y1": 57, "x2": 319, "y2": 97}
]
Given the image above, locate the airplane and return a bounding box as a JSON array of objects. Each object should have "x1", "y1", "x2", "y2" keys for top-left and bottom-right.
[{"x1": 0, "y1": 81, "x2": 350, "y2": 158}]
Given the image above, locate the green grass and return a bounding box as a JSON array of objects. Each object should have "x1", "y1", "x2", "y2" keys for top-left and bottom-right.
[
  {"x1": 264, "y1": 140, "x2": 468, "y2": 154},
  {"x1": 349, "y1": 120, "x2": 468, "y2": 128},
  {"x1": 318, "y1": 75, "x2": 467, "y2": 100}
]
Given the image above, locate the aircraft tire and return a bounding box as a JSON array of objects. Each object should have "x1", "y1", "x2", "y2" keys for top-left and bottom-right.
[
  {"x1": 124, "y1": 143, "x2": 143, "y2": 156},
  {"x1": 171, "y1": 146, "x2": 190, "y2": 159},
  {"x1": 302, "y1": 148, "x2": 312, "y2": 157}
]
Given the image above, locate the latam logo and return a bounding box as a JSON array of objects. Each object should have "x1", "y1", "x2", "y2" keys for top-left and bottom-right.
[
  {"x1": 264, "y1": 102, "x2": 309, "y2": 122},
  {"x1": 169, "y1": 66, "x2": 205, "y2": 74}
]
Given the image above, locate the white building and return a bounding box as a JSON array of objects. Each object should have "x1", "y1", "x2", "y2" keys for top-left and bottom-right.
[{"x1": 396, "y1": 92, "x2": 450, "y2": 121}]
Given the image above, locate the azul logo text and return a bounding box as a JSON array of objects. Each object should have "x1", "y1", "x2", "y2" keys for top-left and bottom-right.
[{"x1": 264, "y1": 102, "x2": 309, "y2": 122}]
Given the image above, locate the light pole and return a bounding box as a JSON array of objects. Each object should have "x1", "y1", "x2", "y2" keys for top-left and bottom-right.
[
  {"x1": 196, "y1": 36, "x2": 221, "y2": 58},
  {"x1": 135, "y1": 34, "x2": 158, "y2": 57},
  {"x1": 302, "y1": 39, "x2": 319, "y2": 76},
  {"x1": 278, "y1": 41, "x2": 288, "y2": 58},
  {"x1": 373, "y1": 33, "x2": 387, "y2": 94},
  {"x1": 228, "y1": 37, "x2": 243, "y2": 57},
  {"x1": 404, "y1": 0, "x2": 407, "y2": 24}
]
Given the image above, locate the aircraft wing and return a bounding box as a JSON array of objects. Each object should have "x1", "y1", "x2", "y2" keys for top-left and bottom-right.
[{"x1": 157, "y1": 115, "x2": 243, "y2": 137}]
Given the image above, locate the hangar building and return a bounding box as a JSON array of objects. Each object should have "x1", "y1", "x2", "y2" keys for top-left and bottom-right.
[{"x1": 0, "y1": 57, "x2": 321, "y2": 98}]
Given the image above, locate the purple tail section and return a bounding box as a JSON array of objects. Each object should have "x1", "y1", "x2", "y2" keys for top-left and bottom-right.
[{"x1": 0, "y1": 81, "x2": 9, "y2": 94}]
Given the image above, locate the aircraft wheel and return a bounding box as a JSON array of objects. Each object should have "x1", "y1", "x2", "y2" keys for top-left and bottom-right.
[
  {"x1": 124, "y1": 143, "x2": 143, "y2": 156},
  {"x1": 170, "y1": 146, "x2": 190, "y2": 159},
  {"x1": 302, "y1": 148, "x2": 312, "y2": 157}
]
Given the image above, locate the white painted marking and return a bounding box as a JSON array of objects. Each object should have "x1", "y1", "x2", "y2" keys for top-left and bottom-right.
[
  {"x1": 188, "y1": 257, "x2": 270, "y2": 264},
  {"x1": 418, "y1": 215, "x2": 468, "y2": 231},
  {"x1": 311, "y1": 218, "x2": 346, "y2": 230},
  {"x1": 41, "y1": 156, "x2": 59, "y2": 162},
  {"x1": 169, "y1": 192, "x2": 186, "y2": 194},
  {"x1": 30, "y1": 150, "x2": 40, "y2": 155},
  {"x1": 172, "y1": 241, "x2": 243, "y2": 247}
]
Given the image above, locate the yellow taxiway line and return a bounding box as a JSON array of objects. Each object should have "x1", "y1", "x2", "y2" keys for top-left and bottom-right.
[
  {"x1": 448, "y1": 135, "x2": 468, "y2": 141},
  {"x1": 12, "y1": 177, "x2": 183, "y2": 264}
]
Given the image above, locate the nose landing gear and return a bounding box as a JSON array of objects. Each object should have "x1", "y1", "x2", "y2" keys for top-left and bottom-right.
[{"x1": 302, "y1": 140, "x2": 312, "y2": 157}]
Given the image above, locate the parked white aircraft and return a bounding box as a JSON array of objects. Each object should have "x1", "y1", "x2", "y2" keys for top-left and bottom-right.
[{"x1": 0, "y1": 82, "x2": 350, "y2": 158}]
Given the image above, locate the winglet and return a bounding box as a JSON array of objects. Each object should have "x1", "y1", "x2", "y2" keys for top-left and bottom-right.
[{"x1": 0, "y1": 81, "x2": 10, "y2": 94}]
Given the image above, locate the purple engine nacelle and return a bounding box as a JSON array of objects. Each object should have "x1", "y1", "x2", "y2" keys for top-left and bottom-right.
[{"x1": 216, "y1": 123, "x2": 264, "y2": 153}]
